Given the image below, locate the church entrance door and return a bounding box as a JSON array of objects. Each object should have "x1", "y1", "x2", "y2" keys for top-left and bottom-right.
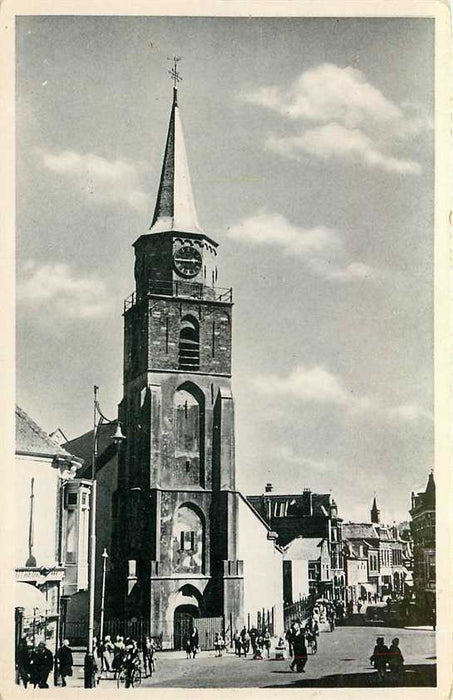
[{"x1": 173, "y1": 605, "x2": 199, "y2": 650}]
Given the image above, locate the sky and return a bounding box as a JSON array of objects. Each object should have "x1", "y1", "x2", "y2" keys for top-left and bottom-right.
[{"x1": 16, "y1": 16, "x2": 434, "y2": 523}]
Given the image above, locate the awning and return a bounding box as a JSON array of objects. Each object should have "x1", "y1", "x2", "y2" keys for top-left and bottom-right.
[
  {"x1": 360, "y1": 582, "x2": 376, "y2": 593},
  {"x1": 15, "y1": 582, "x2": 47, "y2": 612}
]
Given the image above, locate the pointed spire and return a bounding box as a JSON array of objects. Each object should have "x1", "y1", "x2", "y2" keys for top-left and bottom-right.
[
  {"x1": 424, "y1": 470, "x2": 435, "y2": 505},
  {"x1": 370, "y1": 495, "x2": 380, "y2": 524},
  {"x1": 149, "y1": 71, "x2": 204, "y2": 236}
]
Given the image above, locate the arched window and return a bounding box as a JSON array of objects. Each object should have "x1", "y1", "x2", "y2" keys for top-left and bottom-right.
[
  {"x1": 172, "y1": 504, "x2": 205, "y2": 574},
  {"x1": 178, "y1": 316, "x2": 200, "y2": 371},
  {"x1": 173, "y1": 385, "x2": 204, "y2": 486}
]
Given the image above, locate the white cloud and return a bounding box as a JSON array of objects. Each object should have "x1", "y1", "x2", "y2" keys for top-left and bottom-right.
[
  {"x1": 40, "y1": 150, "x2": 150, "y2": 212},
  {"x1": 250, "y1": 364, "x2": 430, "y2": 423},
  {"x1": 227, "y1": 211, "x2": 340, "y2": 255},
  {"x1": 251, "y1": 365, "x2": 359, "y2": 407},
  {"x1": 244, "y1": 63, "x2": 430, "y2": 174},
  {"x1": 227, "y1": 211, "x2": 373, "y2": 282},
  {"x1": 246, "y1": 64, "x2": 402, "y2": 128},
  {"x1": 267, "y1": 124, "x2": 421, "y2": 175},
  {"x1": 17, "y1": 261, "x2": 110, "y2": 318}
]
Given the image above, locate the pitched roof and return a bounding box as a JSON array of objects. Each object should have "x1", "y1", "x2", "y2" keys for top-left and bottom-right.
[
  {"x1": 283, "y1": 537, "x2": 325, "y2": 561},
  {"x1": 149, "y1": 87, "x2": 204, "y2": 235},
  {"x1": 63, "y1": 422, "x2": 118, "y2": 477},
  {"x1": 16, "y1": 406, "x2": 73, "y2": 458},
  {"x1": 342, "y1": 522, "x2": 379, "y2": 540}
]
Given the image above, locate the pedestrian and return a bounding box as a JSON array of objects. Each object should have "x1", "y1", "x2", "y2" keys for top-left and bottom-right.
[
  {"x1": 327, "y1": 605, "x2": 336, "y2": 631},
  {"x1": 112, "y1": 635, "x2": 125, "y2": 679},
  {"x1": 185, "y1": 635, "x2": 192, "y2": 659},
  {"x1": 214, "y1": 632, "x2": 224, "y2": 657},
  {"x1": 189, "y1": 626, "x2": 199, "y2": 658},
  {"x1": 285, "y1": 627, "x2": 293, "y2": 656},
  {"x1": 370, "y1": 636, "x2": 389, "y2": 681},
  {"x1": 233, "y1": 630, "x2": 241, "y2": 655},
  {"x1": 289, "y1": 620, "x2": 307, "y2": 673},
  {"x1": 240, "y1": 626, "x2": 250, "y2": 656},
  {"x1": 312, "y1": 606, "x2": 320, "y2": 624},
  {"x1": 142, "y1": 636, "x2": 155, "y2": 677},
  {"x1": 101, "y1": 635, "x2": 114, "y2": 672},
  {"x1": 123, "y1": 638, "x2": 140, "y2": 688},
  {"x1": 357, "y1": 599, "x2": 362, "y2": 614},
  {"x1": 249, "y1": 626, "x2": 258, "y2": 655},
  {"x1": 263, "y1": 628, "x2": 271, "y2": 658},
  {"x1": 57, "y1": 639, "x2": 73, "y2": 687},
  {"x1": 16, "y1": 637, "x2": 30, "y2": 688},
  {"x1": 32, "y1": 641, "x2": 54, "y2": 688},
  {"x1": 388, "y1": 637, "x2": 404, "y2": 682}
]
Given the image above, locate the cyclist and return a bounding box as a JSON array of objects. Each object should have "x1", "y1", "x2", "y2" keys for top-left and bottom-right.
[{"x1": 122, "y1": 639, "x2": 140, "y2": 688}]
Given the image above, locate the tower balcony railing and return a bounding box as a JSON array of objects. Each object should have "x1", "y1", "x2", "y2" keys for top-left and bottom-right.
[{"x1": 124, "y1": 279, "x2": 233, "y2": 312}]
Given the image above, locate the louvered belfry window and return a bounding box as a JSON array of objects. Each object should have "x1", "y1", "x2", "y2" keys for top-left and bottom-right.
[{"x1": 178, "y1": 316, "x2": 200, "y2": 371}]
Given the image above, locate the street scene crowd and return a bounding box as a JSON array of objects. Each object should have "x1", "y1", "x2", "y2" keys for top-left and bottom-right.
[{"x1": 15, "y1": 597, "x2": 414, "y2": 689}]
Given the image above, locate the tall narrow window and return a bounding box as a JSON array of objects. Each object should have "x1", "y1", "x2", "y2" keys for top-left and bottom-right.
[{"x1": 178, "y1": 316, "x2": 200, "y2": 370}]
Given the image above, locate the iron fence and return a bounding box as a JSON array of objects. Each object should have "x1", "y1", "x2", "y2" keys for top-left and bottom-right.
[{"x1": 283, "y1": 597, "x2": 311, "y2": 628}]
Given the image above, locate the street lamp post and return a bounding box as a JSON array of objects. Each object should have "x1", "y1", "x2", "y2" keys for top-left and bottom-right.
[
  {"x1": 99, "y1": 548, "x2": 109, "y2": 645},
  {"x1": 84, "y1": 386, "x2": 125, "y2": 689}
]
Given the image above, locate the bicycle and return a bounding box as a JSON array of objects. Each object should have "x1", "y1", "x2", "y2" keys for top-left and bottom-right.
[{"x1": 117, "y1": 662, "x2": 142, "y2": 688}]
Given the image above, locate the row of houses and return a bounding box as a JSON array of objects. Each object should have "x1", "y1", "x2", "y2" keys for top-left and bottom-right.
[{"x1": 247, "y1": 486, "x2": 409, "y2": 607}]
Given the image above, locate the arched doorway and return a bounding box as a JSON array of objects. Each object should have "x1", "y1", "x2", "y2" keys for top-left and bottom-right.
[
  {"x1": 173, "y1": 604, "x2": 200, "y2": 651},
  {"x1": 169, "y1": 584, "x2": 203, "y2": 650}
]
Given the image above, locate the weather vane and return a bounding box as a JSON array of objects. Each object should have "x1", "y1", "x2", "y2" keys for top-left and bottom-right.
[{"x1": 168, "y1": 56, "x2": 182, "y2": 89}]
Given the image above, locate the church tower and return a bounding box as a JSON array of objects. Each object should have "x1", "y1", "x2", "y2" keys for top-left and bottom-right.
[{"x1": 114, "y1": 69, "x2": 244, "y2": 646}]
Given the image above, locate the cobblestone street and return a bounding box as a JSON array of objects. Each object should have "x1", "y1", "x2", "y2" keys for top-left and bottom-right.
[{"x1": 66, "y1": 625, "x2": 435, "y2": 689}]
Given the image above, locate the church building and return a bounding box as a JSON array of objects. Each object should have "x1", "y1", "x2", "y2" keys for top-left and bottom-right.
[{"x1": 93, "y1": 75, "x2": 284, "y2": 647}]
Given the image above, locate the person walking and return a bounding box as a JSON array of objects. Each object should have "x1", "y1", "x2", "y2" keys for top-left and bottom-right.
[
  {"x1": 249, "y1": 626, "x2": 258, "y2": 656},
  {"x1": 327, "y1": 605, "x2": 336, "y2": 631},
  {"x1": 233, "y1": 630, "x2": 241, "y2": 655},
  {"x1": 16, "y1": 637, "x2": 31, "y2": 688},
  {"x1": 240, "y1": 627, "x2": 250, "y2": 656},
  {"x1": 112, "y1": 635, "x2": 125, "y2": 679},
  {"x1": 214, "y1": 632, "x2": 224, "y2": 657},
  {"x1": 263, "y1": 628, "x2": 272, "y2": 658},
  {"x1": 57, "y1": 639, "x2": 73, "y2": 687},
  {"x1": 189, "y1": 626, "x2": 199, "y2": 658},
  {"x1": 142, "y1": 637, "x2": 156, "y2": 677},
  {"x1": 370, "y1": 636, "x2": 389, "y2": 681},
  {"x1": 285, "y1": 627, "x2": 293, "y2": 656},
  {"x1": 388, "y1": 637, "x2": 404, "y2": 683},
  {"x1": 101, "y1": 635, "x2": 114, "y2": 673},
  {"x1": 33, "y1": 641, "x2": 54, "y2": 688},
  {"x1": 289, "y1": 620, "x2": 307, "y2": 673},
  {"x1": 123, "y1": 638, "x2": 140, "y2": 688}
]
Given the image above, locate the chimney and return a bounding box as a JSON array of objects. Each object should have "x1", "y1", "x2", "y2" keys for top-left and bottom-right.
[
  {"x1": 265, "y1": 482, "x2": 273, "y2": 493},
  {"x1": 302, "y1": 488, "x2": 313, "y2": 516}
]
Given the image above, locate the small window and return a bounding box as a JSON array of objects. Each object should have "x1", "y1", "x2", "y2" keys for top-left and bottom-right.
[
  {"x1": 180, "y1": 531, "x2": 196, "y2": 551},
  {"x1": 66, "y1": 492, "x2": 77, "y2": 506},
  {"x1": 81, "y1": 493, "x2": 87, "y2": 506}
]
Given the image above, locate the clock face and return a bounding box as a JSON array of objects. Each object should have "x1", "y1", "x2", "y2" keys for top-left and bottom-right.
[{"x1": 173, "y1": 246, "x2": 202, "y2": 278}]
